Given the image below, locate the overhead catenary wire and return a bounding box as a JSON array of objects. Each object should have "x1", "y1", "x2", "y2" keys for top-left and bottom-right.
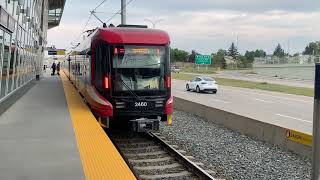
[
  {"x1": 81, "y1": 14, "x2": 93, "y2": 34},
  {"x1": 105, "y1": 0, "x2": 135, "y2": 24},
  {"x1": 92, "y1": 0, "x2": 108, "y2": 12},
  {"x1": 70, "y1": 13, "x2": 92, "y2": 47},
  {"x1": 71, "y1": 0, "x2": 109, "y2": 46},
  {"x1": 84, "y1": 0, "x2": 110, "y2": 32},
  {"x1": 90, "y1": 0, "x2": 109, "y2": 23}
]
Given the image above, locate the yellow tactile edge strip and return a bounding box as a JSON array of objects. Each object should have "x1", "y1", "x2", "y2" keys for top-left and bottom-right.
[{"x1": 60, "y1": 72, "x2": 136, "y2": 180}]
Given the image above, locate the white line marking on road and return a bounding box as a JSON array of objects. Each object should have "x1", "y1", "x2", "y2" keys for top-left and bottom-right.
[
  {"x1": 275, "y1": 114, "x2": 311, "y2": 123},
  {"x1": 222, "y1": 87, "x2": 312, "y2": 104},
  {"x1": 210, "y1": 98, "x2": 230, "y2": 104},
  {"x1": 172, "y1": 89, "x2": 230, "y2": 104},
  {"x1": 254, "y1": 98, "x2": 272, "y2": 103}
]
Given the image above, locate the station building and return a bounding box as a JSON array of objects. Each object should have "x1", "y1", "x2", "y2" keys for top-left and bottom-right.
[{"x1": 0, "y1": 0, "x2": 65, "y2": 102}]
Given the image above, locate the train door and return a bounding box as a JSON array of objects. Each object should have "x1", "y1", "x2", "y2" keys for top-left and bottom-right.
[{"x1": 92, "y1": 42, "x2": 111, "y2": 96}]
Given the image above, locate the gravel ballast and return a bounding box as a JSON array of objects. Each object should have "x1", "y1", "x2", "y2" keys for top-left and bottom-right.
[{"x1": 159, "y1": 110, "x2": 311, "y2": 180}]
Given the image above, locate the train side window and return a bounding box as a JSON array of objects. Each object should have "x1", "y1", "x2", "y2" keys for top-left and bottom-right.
[
  {"x1": 94, "y1": 43, "x2": 110, "y2": 91},
  {"x1": 95, "y1": 44, "x2": 103, "y2": 89},
  {"x1": 101, "y1": 44, "x2": 109, "y2": 77}
]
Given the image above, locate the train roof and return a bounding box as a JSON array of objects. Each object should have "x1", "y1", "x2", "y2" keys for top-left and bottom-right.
[{"x1": 93, "y1": 27, "x2": 170, "y2": 45}]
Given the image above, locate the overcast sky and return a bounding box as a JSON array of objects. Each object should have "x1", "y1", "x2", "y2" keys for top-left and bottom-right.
[{"x1": 47, "y1": 0, "x2": 320, "y2": 54}]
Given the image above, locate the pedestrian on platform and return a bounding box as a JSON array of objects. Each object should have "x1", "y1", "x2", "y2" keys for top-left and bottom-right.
[
  {"x1": 43, "y1": 64, "x2": 46, "y2": 72},
  {"x1": 57, "y1": 62, "x2": 61, "y2": 76},
  {"x1": 51, "y1": 62, "x2": 56, "y2": 75}
]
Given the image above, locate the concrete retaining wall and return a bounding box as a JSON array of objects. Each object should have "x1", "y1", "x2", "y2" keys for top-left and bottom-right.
[{"x1": 174, "y1": 97, "x2": 312, "y2": 158}]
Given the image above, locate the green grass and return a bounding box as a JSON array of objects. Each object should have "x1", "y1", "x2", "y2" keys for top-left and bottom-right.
[
  {"x1": 172, "y1": 73, "x2": 314, "y2": 97},
  {"x1": 179, "y1": 66, "x2": 217, "y2": 74}
]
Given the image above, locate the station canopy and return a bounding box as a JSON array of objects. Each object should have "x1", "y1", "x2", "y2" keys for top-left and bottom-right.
[{"x1": 48, "y1": 0, "x2": 66, "y2": 29}]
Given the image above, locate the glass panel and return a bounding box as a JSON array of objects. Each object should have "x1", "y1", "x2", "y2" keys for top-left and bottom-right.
[
  {"x1": 24, "y1": 53, "x2": 28, "y2": 83},
  {"x1": 7, "y1": 0, "x2": 14, "y2": 15},
  {"x1": 26, "y1": 57, "x2": 30, "y2": 82},
  {"x1": 18, "y1": 28, "x2": 24, "y2": 87},
  {"x1": 113, "y1": 46, "x2": 165, "y2": 69},
  {"x1": 0, "y1": 29, "x2": 3, "y2": 99},
  {"x1": 13, "y1": 48, "x2": 19, "y2": 90},
  {"x1": 9, "y1": 23, "x2": 18, "y2": 90},
  {"x1": 0, "y1": 1, "x2": 5, "y2": 7},
  {"x1": 7, "y1": 42, "x2": 14, "y2": 93},
  {"x1": 18, "y1": 52, "x2": 23, "y2": 87},
  {"x1": 1, "y1": 32, "x2": 11, "y2": 98},
  {"x1": 202, "y1": 77, "x2": 214, "y2": 81},
  {"x1": 22, "y1": 53, "x2": 26, "y2": 84},
  {"x1": 23, "y1": 53, "x2": 27, "y2": 84},
  {"x1": 112, "y1": 46, "x2": 167, "y2": 94},
  {"x1": 8, "y1": 23, "x2": 17, "y2": 93}
]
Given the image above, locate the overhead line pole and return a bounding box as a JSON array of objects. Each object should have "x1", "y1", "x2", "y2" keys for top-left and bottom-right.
[
  {"x1": 121, "y1": 0, "x2": 126, "y2": 24},
  {"x1": 312, "y1": 63, "x2": 320, "y2": 180}
]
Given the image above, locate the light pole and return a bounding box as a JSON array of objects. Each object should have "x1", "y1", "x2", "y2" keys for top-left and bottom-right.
[
  {"x1": 121, "y1": 0, "x2": 126, "y2": 25},
  {"x1": 144, "y1": 18, "x2": 164, "y2": 28}
]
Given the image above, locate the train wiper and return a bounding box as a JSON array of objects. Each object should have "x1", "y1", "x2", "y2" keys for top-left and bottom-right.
[
  {"x1": 139, "y1": 62, "x2": 164, "y2": 68},
  {"x1": 114, "y1": 62, "x2": 144, "y2": 101},
  {"x1": 119, "y1": 78, "x2": 146, "y2": 101}
]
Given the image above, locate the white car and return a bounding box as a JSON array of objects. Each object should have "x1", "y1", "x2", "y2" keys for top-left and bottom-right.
[
  {"x1": 171, "y1": 66, "x2": 181, "y2": 73},
  {"x1": 186, "y1": 76, "x2": 218, "y2": 93}
]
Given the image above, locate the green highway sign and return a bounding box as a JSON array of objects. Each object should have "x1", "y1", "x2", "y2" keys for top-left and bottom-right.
[{"x1": 195, "y1": 55, "x2": 212, "y2": 65}]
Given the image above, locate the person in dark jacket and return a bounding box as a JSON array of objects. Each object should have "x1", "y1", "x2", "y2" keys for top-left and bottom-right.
[
  {"x1": 57, "y1": 62, "x2": 61, "y2": 75},
  {"x1": 51, "y1": 62, "x2": 56, "y2": 75}
]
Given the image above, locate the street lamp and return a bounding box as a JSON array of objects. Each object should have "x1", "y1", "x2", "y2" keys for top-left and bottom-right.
[{"x1": 144, "y1": 18, "x2": 164, "y2": 28}]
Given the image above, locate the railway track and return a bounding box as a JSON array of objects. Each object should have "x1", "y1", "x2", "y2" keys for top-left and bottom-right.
[{"x1": 108, "y1": 131, "x2": 219, "y2": 180}]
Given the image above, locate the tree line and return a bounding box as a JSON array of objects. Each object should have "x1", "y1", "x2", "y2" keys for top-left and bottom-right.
[{"x1": 170, "y1": 41, "x2": 320, "y2": 69}]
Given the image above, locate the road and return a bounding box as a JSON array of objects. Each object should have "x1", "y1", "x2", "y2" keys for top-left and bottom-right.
[
  {"x1": 182, "y1": 71, "x2": 314, "y2": 88},
  {"x1": 172, "y1": 79, "x2": 313, "y2": 134}
]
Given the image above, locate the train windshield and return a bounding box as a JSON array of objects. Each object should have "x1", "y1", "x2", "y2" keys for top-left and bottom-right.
[{"x1": 112, "y1": 45, "x2": 167, "y2": 95}]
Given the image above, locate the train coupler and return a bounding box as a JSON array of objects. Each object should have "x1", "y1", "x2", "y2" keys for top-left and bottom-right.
[{"x1": 129, "y1": 118, "x2": 160, "y2": 132}]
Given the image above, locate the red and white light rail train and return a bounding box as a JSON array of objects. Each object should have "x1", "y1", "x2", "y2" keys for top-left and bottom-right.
[{"x1": 63, "y1": 24, "x2": 173, "y2": 132}]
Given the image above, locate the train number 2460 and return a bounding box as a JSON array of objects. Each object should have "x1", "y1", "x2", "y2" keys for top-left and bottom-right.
[{"x1": 135, "y1": 102, "x2": 148, "y2": 107}]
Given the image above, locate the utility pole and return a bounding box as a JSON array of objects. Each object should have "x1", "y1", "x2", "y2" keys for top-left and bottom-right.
[
  {"x1": 121, "y1": 0, "x2": 126, "y2": 25},
  {"x1": 236, "y1": 35, "x2": 239, "y2": 70},
  {"x1": 312, "y1": 63, "x2": 320, "y2": 180},
  {"x1": 236, "y1": 35, "x2": 239, "y2": 50},
  {"x1": 288, "y1": 39, "x2": 290, "y2": 63}
]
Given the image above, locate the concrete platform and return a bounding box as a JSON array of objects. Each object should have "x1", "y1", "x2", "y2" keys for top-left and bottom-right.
[
  {"x1": 0, "y1": 72, "x2": 136, "y2": 180},
  {"x1": 0, "y1": 73, "x2": 84, "y2": 180}
]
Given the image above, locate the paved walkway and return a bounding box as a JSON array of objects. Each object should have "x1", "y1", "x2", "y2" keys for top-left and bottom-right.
[{"x1": 0, "y1": 73, "x2": 84, "y2": 180}]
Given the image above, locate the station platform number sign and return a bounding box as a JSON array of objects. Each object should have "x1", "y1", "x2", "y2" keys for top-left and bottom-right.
[{"x1": 195, "y1": 55, "x2": 212, "y2": 65}]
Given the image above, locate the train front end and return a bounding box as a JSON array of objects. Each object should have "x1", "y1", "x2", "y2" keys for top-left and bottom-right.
[
  {"x1": 97, "y1": 27, "x2": 172, "y2": 132},
  {"x1": 111, "y1": 45, "x2": 172, "y2": 131}
]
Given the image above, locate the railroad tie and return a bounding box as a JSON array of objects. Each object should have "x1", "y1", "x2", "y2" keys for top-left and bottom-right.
[
  {"x1": 134, "y1": 163, "x2": 182, "y2": 170},
  {"x1": 122, "y1": 145, "x2": 159, "y2": 151},
  {"x1": 139, "y1": 171, "x2": 193, "y2": 179},
  {"x1": 125, "y1": 150, "x2": 166, "y2": 157},
  {"x1": 128, "y1": 156, "x2": 173, "y2": 163}
]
